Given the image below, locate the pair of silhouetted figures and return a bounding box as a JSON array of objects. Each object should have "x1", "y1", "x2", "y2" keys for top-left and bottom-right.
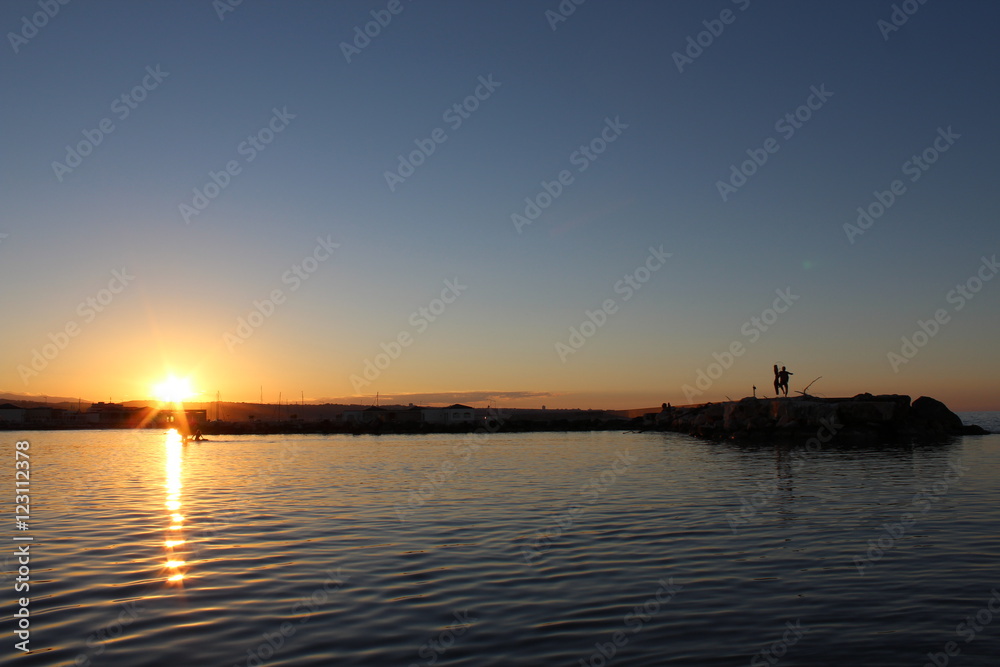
[{"x1": 773, "y1": 364, "x2": 793, "y2": 397}]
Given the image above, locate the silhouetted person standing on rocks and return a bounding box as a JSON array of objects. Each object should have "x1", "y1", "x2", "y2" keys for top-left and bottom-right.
[
  {"x1": 778, "y1": 366, "x2": 793, "y2": 396},
  {"x1": 773, "y1": 365, "x2": 781, "y2": 396}
]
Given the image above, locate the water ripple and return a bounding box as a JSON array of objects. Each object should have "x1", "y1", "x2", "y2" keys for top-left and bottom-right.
[{"x1": 4, "y1": 428, "x2": 999, "y2": 665}]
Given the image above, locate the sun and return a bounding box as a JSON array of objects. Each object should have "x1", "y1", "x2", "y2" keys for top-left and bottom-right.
[{"x1": 152, "y1": 376, "x2": 195, "y2": 403}]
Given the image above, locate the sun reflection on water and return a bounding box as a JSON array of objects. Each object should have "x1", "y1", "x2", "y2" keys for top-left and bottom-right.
[{"x1": 164, "y1": 429, "x2": 187, "y2": 584}]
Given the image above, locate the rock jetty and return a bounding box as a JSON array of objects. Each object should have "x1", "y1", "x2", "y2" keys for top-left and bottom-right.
[{"x1": 653, "y1": 394, "x2": 989, "y2": 442}]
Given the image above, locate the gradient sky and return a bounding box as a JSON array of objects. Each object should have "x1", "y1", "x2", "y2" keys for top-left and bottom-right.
[{"x1": 3, "y1": 0, "x2": 998, "y2": 410}]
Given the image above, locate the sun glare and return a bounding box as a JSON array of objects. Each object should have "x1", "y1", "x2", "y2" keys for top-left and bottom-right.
[{"x1": 153, "y1": 376, "x2": 195, "y2": 403}]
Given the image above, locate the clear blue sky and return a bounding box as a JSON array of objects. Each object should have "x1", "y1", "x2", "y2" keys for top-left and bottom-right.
[{"x1": 3, "y1": 0, "x2": 998, "y2": 409}]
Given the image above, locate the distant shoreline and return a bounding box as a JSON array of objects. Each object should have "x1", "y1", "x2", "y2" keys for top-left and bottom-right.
[
  {"x1": 0, "y1": 418, "x2": 632, "y2": 436},
  {"x1": 2, "y1": 394, "x2": 991, "y2": 440}
]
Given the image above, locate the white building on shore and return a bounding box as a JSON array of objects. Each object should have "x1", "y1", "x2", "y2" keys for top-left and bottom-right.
[{"x1": 421, "y1": 404, "x2": 475, "y2": 425}]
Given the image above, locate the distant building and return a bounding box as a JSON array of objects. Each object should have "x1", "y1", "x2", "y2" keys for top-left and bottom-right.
[
  {"x1": 0, "y1": 403, "x2": 25, "y2": 424},
  {"x1": 342, "y1": 406, "x2": 389, "y2": 425},
  {"x1": 396, "y1": 405, "x2": 427, "y2": 424},
  {"x1": 86, "y1": 402, "x2": 146, "y2": 427},
  {"x1": 153, "y1": 409, "x2": 208, "y2": 429},
  {"x1": 341, "y1": 404, "x2": 476, "y2": 426},
  {"x1": 25, "y1": 406, "x2": 67, "y2": 425},
  {"x1": 85, "y1": 402, "x2": 207, "y2": 428},
  {"x1": 422, "y1": 404, "x2": 476, "y2": 425}
]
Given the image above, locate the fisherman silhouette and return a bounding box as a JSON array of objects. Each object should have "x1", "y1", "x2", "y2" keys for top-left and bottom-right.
[{"x1": 778, "y1": 366, "x2": 793, "y2": 397}]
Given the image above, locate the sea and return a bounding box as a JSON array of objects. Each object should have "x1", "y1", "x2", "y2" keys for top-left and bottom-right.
[{"x1": 3, "y1": 413, "x2": 999, "y2": 666}]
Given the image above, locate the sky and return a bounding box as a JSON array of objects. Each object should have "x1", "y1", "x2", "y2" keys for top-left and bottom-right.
[{"x1": 2, "y1": 0, "x2": 998, "y2": 410}]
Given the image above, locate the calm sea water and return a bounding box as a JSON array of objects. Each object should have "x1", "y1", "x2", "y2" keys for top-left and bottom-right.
[{"x1": 4, "y1": 418, "x2": 999, "y2": 666}]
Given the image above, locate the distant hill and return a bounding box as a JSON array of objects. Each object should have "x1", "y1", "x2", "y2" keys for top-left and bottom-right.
[
  {"x1": 0, "y1": 391, "x2": 664, "y2": 421},
  {"x1": 0, "y1": 391, "x2": 91, "y2": 405},
  {"x1": 121, "y1": 400, "x2": 371, "y2": 422}
]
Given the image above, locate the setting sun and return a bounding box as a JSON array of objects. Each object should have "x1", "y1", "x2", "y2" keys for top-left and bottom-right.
[{"x1": 153, "y1": 376, "x2": 195, "y2": 403}]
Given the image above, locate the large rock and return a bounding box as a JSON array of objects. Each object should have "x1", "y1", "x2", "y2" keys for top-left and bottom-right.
[
  {"x1": 837, "y1": 394, "x2": 909, "y2": 427},
  {"x1": 724, "y1": 397, "x2": 770, "y2": 431},
  {"x1": 655, "y1": 393, "x2": 987, "y2": 441},
  {"x1": 694, "y1": 402, "x2": 725, "y2": 434},
  {"x1": 909, "y1": 396, "x2": 963, "y2": 434},
  {"x1": 788, "y1": 400, "x2": 838, "y2": 427}
]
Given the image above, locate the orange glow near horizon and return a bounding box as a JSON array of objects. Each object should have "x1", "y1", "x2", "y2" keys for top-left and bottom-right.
[{"x1": 12, "y1": 351, "x2": 998, "y2": 412}]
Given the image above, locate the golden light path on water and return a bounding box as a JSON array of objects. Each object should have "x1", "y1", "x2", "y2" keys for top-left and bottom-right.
[{"x1": 164, "y1": 429, "x2": 186, "y2": 583}]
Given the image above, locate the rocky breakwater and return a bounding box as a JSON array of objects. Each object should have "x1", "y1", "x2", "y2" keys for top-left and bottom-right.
[{"x1": 655, "y1": 394, "x2": 989, "y2": 442}]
